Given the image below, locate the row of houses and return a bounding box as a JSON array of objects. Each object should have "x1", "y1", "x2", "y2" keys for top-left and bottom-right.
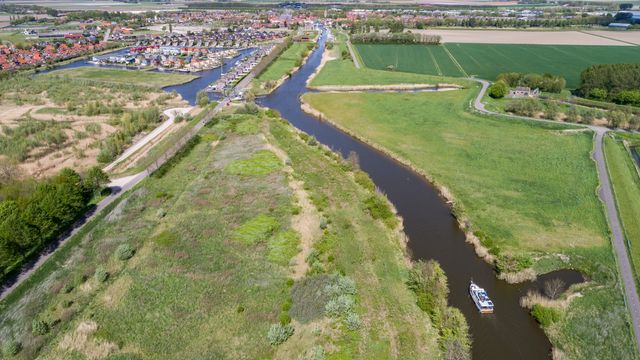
[
  {"x1": 132, "y1": 29, "x2": 285, "y2": 49},
  {"x1": 0, "y1": 41, "x2": 108, "y2": 71}
]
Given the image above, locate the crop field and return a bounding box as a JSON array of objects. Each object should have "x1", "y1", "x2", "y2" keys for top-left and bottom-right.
[
  {"x1": 355, "y1": 43, "x2": 640, "y2": 88},
  {"x1": 0, "y1": 112, "x2": 442, "y2": 359},
  {"x1": 302, "y1": 89, "x2": 637, "y2": 359}
]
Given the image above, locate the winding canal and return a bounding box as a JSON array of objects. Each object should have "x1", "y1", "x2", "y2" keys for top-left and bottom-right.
[
  {"x1": 258, "y1": 30, "x2": 584, "y2": 360},
  {"x1": 30, "y1": 31, "x2": 586, "y2": 359}
]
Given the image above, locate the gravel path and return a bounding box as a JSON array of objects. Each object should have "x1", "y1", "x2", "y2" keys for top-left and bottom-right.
[
  {"x1": 103, "y1": 107, "x2": 193, "y2": 172},
  {"x1": 471, "y1": 78, "x2": 640, "y2": 352},
  {"x1": 345, "y1": 34, "x2": 361, "y2": 69}
]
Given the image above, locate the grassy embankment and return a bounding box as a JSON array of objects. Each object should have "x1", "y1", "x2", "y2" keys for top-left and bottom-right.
[
  {"x1": 605, "y1": 133, "x2": 640, "y2": 284},
  {"x1": 251, "y1": 42, "x2": 314, "y2": 95},
  {"x1": 0, "y1": 110, "x2": 447, "y2": 359},
  {"x1": 303, "y1": 51, "x2": 638, "y2": 359},
  {"x1": 49, "y1": 67, "x2": 198, "y2": 88},
  {"x1": 355, "y1": 43, "x2": 640, "y2": 88}
]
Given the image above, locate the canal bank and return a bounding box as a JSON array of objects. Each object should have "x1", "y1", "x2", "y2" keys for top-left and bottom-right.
[{"x1": 258, "y1": 29, "x2": 585, "y2": 360}]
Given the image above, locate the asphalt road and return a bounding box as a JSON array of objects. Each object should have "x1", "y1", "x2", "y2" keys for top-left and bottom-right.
[{"x1": 472, "y1": 78, "x2": 640, "y2": 352}]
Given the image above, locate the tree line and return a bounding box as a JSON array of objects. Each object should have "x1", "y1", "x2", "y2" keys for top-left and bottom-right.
[
  {"x1": 0, "y1": 166, "x2": 109, "y2": 281},
  {"x1": 580, "y1": 64, "x2": 640, "y2": 107},
  {"x1": 351, "y1": 32, "x2": 441, "y2": 45},
  {"x1": 496, "y1": 72, "x2": 566, "y2": 93}
]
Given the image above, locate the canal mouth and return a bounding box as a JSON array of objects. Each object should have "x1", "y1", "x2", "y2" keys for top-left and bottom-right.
[{"x1": 257, "y1": 29, "x2": 587, "y2": 360}]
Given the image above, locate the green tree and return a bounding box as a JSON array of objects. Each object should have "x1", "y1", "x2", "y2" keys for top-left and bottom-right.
[
  {"x1": 196, "y1": 90, "x2": 210, "y2": 107},
  {"x1": 83, "y1": 166, "x2": 109, "y2": 195},
  {"x1": 488, "y1": 81, "x2": 508, "y2": 99}
]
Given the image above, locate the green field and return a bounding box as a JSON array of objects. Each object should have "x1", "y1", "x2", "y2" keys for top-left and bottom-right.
[
  {"x1": 311, "y1": 32, "x2": 470, "y2": 88},
  {"x1": 48, "y1": 67, "x2": 198, "y2": 88},
  {"x1": 605, "y1": 135, "x2": 640, "y2": 281},
  {"x1": 0, "y1": 112, "x2": 443, "y2": 359},
  {"x1": 257, "y1": 42, "x2": 312, "y2": 82},
  {"x1": 302, "y1": 89, "x2": 636, "y2": 359},
  {"x1": 304, "y1": 90, "x2": 606, "y2": 252},
  {"x1": 355, "y1": 43, "x2": 640, "y2": 88}
]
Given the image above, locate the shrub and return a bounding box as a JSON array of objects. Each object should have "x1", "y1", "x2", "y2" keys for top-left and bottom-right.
[
  {"x1": 267, "y1": 323, "x2": 294, "y2": 345},
  {"x1": 309, "y1": 345, "x2": 325, "y2": 360},
  {"x1": 3, "y1": 340, "x2": 21, "y2": 356},
  {"x1": 325, "y1": 295, "x2": 355, "y2": 317},
  {"x1": 196, "y1": 90, "x2": 209, "y2": 107},
  {"x1": 530, "y1": 304, "x2": 561, "y2": 327},
  {"x1": 279, "y1": 312, "x2": 292, "y2": 325},
  {"x1": 307, "y1": 136, "x2": 318, "y2": 146},
  {"x1": 337, "y1": 276, "x2": 357, "y2": 295},
  {"x1": 345, "y1": 311, "x2": 361, "y2": 330},
  {"x1": 62, "y1": 283, "x2": 74, "y2": 294},
  {"x1": 236, "y1": 305, "x2": 245, "y2": 313},
  {"x1": 115, "y1": 243, "x2": 135, "y2": 260},
  {"x1": 505, "y1": 98, "x2": 544, "y2": 117},
  {"x1": 363, "y1": 195, "x2": 397, "y2": 228},
  {"x1": 488, "y1": 81, "x2": 508, "y2": 99},
  {"x1": 319, "y1": 217, "x2": 328, "y2": 230},
  {"x1": 544, "y1": 102, "x2": 559, "y2": 120},
  {"x1": 589, "y1": 88, "x2": 608, "y2": 101},
  {"x1": 32, "y1": 319, "x2": 49, "y2": 336},
  {"x1": 282, "y1": 299, "x2": 292, "y2": 311},
  {"x1": 354, "y1": 170, "x2": 375, "y2": 192},
  {"x1": 94, "y1": 267, "x2": 109, "y2": 282}
]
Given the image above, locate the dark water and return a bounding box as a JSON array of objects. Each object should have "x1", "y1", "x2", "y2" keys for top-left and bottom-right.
[
  {"x1": 258, "y1": 30, "x2": 584, "y2": 360},
  {"x1": 38, "y1": 47, "x2": 257, "y2": 105}
]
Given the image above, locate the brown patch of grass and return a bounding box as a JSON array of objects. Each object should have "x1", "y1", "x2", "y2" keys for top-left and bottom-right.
[{"x1": 58, "y1": 320, "x2": 118, "y2": 359}]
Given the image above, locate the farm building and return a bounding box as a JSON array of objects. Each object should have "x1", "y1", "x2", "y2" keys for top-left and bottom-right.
[{"x1": 508, "y1": 87, "x2": 540, "y2": 98}]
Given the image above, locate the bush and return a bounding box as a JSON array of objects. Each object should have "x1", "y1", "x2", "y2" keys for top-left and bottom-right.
[
  {"x1": 505, "y1": 98, "x2": 544, "y2": 117},
  {"x1": 544, "y1": 102, "x2": 559, "y2": 120},
  {"x1": 309, "y1": 345, "x2": 325, "y2": 360},
  {"x1": 94, "y1": 267, "x2": 109, "y2": 282},
  {"x1": 32, "y1": 319, "x2": 49, "y2": 336},
  {"x1": 196, "y1": 90, "x2": 209, "y2": 107},
  {"x1": 282, "y1": 299, "x2": 292, "y2": 311},
  {"x1": 354, "y1": 170, "x2": 375, "y2": 192},
  {"x1": 62, "y1": 283, "x2": 74, "y2": 294},
  {"x1": 279, "y1": 312, "x2": 292, "y2": 325},
  {"x1": 345, "y1": 311, "x2": 361, "y2": 330},
  {"x1": 2, "y1": 340, "x2": 21, "y2": 356},
  {"x1": 319, "y1": 217, "x2": 328, "y2": 230},
  {"x1": 363, "y1": 195, "x2": 397, "y2": 228},
  {"x1": 115, "y1": 243, "x2": 135, "y2": 260},
  {"x1": 267, "y1": 323, "x2": 294, "y2": 345},
  {"x1": 530, "y1": 304, "x2": 561, "y2": 327},
  {"x1": 307, "y1": 136, "x2": 318, "y2": 146},
  {"x1": 488, "y1": 81, "x2": 508, "y2": 99}
]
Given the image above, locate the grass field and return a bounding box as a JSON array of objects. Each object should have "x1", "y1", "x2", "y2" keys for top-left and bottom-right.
[
  {"x1": 302, "y1": 89, "x2": 637, "y2": 359},
  {"x1": 605, "y1": 135, "x2": 640, "y2": 282},
  {"x1": 304, "y1": 90, "x2": 607, "y2": 252},
  {"x1": 257, "y1": 42, "x2": 312, "y2": 82},
  {"x1": 311, "y1": 32, "x2": 471, "y2": 88},
  {"x1": 355, "y1": 43, "x2": 640, "y2": 88},
  {"x1": 48, "y1": 67, "x2": 198, "y2": 88},
  {"x1": 0, "y1": 111, "x2": 442, "y2": 359},
  {"x1": 0, "y1": 31, "x2": 30, "y2": 45}
]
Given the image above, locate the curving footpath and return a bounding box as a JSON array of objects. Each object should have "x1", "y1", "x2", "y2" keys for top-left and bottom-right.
[
  {"x1": 103, "y1": 107, "x2": 193, "y2": 172},
  {"x1": 472, "y1": 78, "x2": 640, "y2": 352}
]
